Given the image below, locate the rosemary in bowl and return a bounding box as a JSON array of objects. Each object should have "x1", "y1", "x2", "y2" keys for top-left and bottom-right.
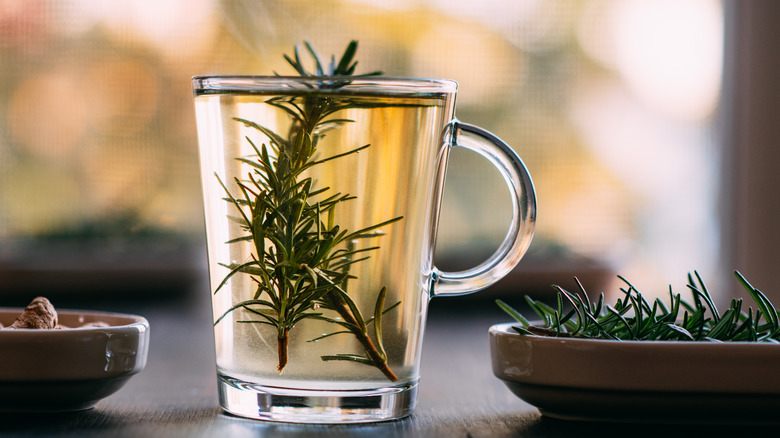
[{"x1": 497, "y1": 271, "x2": 780, "y2": 342}]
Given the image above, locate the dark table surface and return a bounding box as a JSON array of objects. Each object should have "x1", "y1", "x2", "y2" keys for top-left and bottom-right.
[{"x1": 1, "y1": 277, "x2": 776, "y2": 438}]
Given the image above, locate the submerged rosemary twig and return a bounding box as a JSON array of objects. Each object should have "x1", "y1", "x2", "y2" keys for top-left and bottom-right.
[
  {"x1": 498, "y1": 271, "x2": 780, "y2": 342},
  {"x1": 213, "y1": 41, "x2": 401, "y2": 381}
]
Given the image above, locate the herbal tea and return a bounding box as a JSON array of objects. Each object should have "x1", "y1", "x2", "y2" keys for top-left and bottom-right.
[
  {"x1": 195, "y1": 90, "x2": 453, "y2": 390},
  {"x1": 194, "y1": 41, "x2": 534, "y2": 423}
]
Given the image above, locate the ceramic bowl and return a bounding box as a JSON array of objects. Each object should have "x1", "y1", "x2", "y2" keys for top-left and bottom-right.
[
  {"x1": 0, "y1": 308, "x2": 150, "y2": 412},
  {"x1": 489, "y1": 322, "x2": 780, "y2": 423}
]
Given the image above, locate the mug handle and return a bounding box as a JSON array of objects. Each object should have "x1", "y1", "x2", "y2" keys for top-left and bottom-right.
[{"x1": 431, "y1": 120, "x2": 537, "y2": 297}]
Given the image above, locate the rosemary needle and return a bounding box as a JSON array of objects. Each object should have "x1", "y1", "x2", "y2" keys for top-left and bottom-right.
[
  {"x1": 498, "y1": 270, "x2": 780, "y2": 342},
  {"x1": 213, "y1": 41, "x2": 401, "y2": 381}
]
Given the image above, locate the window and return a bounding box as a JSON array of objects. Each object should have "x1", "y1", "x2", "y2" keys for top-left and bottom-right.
[{"x1": 0, "y1": 0, "x2": 730, "y2": 300}]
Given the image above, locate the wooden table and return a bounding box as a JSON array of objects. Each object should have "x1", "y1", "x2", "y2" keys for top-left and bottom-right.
[{"x1": 1, "y1": 281, "x2": 774, "y2": 437}]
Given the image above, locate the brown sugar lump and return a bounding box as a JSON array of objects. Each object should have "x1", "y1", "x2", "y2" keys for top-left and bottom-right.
[{"x1": 8, "y1": 296, "x2": 58, "y2": 329}]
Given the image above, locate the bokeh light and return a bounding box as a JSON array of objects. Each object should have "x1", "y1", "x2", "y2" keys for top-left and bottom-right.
[
  {"x1": 0, "y1": 0, "x2": 725, "y2": 298},
  {"x1": 611, "y1": 0, "x2": 722, "y2": 122}
]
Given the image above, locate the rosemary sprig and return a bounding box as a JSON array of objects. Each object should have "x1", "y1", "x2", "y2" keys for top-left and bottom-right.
[
  {"x1": 213, "y1": 41, "x2": 402, "y2": 381},
  {"x1": 498, "y1": 271, "x2": 780, "y2": 342}
]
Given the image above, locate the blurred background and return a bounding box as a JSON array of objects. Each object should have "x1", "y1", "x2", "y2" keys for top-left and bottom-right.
[{"x1": 0, "y1": 0, "x2": 775, "y2": 305}]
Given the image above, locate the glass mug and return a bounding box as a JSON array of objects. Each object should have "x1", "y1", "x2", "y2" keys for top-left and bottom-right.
[{"x1": 192, "y1": 76, "x2": 536, "y2": 423}]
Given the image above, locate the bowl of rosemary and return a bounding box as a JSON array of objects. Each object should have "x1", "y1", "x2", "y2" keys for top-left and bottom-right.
[{"x1": 490, "y1": 271, "x2": 780, "y2": 424}]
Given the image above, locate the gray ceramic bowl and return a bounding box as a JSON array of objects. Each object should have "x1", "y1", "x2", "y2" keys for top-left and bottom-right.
[
  {"x1": 0, "y1": 308, "x2": 149, "y2": 412},
  {"x1": 490, "y1": 322, "x2": 780, "y2": 423}
]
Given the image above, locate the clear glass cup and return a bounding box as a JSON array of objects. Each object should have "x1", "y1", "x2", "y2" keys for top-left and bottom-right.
[{"x1": 192, "y1": 76, "x2": 536, "y2": 423}]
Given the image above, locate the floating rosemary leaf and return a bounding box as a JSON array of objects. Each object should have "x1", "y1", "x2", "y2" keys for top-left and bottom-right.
[
  {"x1": 498, "y1": 271, "x2": 780, "y2": 342},
  {"x1": 213, "y1": 41, "x2": 402, "y2": 381}
]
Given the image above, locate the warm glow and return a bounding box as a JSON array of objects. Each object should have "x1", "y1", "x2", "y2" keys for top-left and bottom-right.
[
  {"x1": 83, "y1": 59, "x2": 160, "y2": 136},
  {"x1": 345, "y1": 0, "x2": 419, "y2": 10},
  {"x1": 82, "y1": 139, "x2": 166, "y2": 215},
  {"x1": 411, "y1": 23, "x2": 522, "y2": 106},
  {"x1": 73, "y1": 0, "x2": 217, "y2": 57},
  {"x1": 0, "y1": 164, "x2": 82, "y2": 234},
  {"x1": 428, "y1": 0, "x2": 541, "y2": 29},
  {"x1": 611, "y1": 0, "x2": 723, "y2": 121},
  {"x1": 0, "y1": 0, "x2": 726, "y2": 298},
  {"x1": 8, "y1": 73, "x2": 88, "y2": 160}
]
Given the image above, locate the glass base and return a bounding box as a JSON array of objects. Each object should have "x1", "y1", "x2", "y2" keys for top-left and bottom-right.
[{"x1": 217, "y1": 374, "x2": 418, "y2": 423}]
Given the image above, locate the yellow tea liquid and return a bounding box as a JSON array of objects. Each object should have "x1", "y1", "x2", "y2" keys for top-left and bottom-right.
[{"x1": 195, "y1": 90, "x2": 453, "y2": 390}]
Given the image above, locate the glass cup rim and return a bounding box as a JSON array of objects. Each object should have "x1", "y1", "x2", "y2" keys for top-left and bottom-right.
[{"x1": 192, "y1": 75, "x2": 458, "y2": 95}]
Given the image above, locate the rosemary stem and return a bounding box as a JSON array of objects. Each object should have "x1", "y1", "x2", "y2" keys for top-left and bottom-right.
[
  {"x1": 331, "y1": 297, "x2": 398, "y2": 382},
  {"x1": 277, "y1": 328, "x2": 289, "y2": 372},
  {"x1": 360, "y1": 332, "x2": 398, "y2": 382}
]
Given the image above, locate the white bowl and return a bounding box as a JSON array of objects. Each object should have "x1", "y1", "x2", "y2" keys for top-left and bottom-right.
[
  {"x1": 0, "y1": 308, "x2": 150, "y2": 412},
  {"x1": 489, "y1": 322, "x2": 780, "y2": 423}
]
